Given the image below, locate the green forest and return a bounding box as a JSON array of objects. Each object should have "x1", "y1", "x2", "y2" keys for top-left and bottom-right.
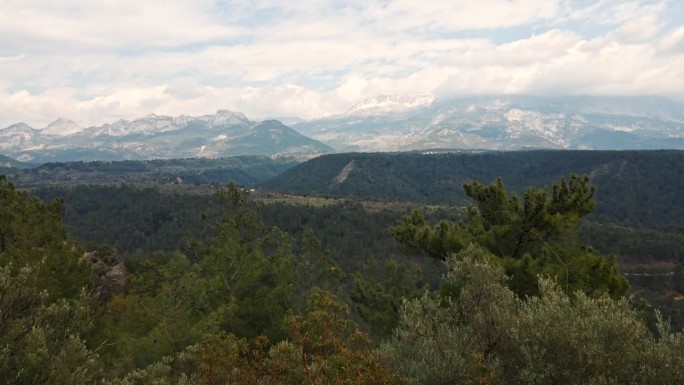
[
  {"x1": 5, "y1": 156, "x2": 300, "y2": 188},
  {"x1": 2, "y1": 150, "x2": 684, "y2": 383}
]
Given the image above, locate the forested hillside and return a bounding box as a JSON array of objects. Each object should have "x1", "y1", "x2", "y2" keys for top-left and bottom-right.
[
  {"x1": 24, "y1": 151, "x2": 684, "y2": 329},
  {"x1": 8, "y1": 155, "x2": 300, "y2": 188},
  {"x1": 3, "y1": 175, "x2": 684, "y2": 383},
  {"x1": 0, "y1": 153, "x2": 30, "y2": 174},
  {"x1": 262, "y1": 150, "x2": 684, "y2": 229},
  {"x1": 5, "y1": 149, "x2": 684, "y2": 383}
]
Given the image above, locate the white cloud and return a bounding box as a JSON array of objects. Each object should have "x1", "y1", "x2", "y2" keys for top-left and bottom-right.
[
  {"x1": 0, "y1": 0, "x2": 682, "y2": 127},
  {"x1": 375, "y1": 0, "x2": 560, "y2": 31},
  {"x1": 336, "y1": 77, "x2": 369, "y2": 102},
  {"x1": 0, "y1": 0, "x2": 240, "y2": 51},
  {"x1": 658, "y1": 26, "x2": 684, "y2": 52}
]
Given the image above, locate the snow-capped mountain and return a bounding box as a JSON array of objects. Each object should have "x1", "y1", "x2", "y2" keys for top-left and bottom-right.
[
  {"x1": 3, "y1": 96, "x2": 683, "y2": 162},
  {"x1": 0, "y1": 111, "x2": 331, "y2": 162},
  {"x1": 0, "y1": 123, "x2": 41, "y2": 150},
  {"x1": 292, "y1": 95, "x2": 684, "y2": 151},
  {"x1": 42, "y1": 118, "x2": 82, "y2": 136},
  {"x1": 82, "y1": 110, "x2": 251, "y2": 137}
]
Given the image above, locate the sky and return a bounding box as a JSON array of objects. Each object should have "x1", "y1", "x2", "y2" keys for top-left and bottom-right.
[{"x1": 1, "y1": 0, "x2": 683, "y2": 128}]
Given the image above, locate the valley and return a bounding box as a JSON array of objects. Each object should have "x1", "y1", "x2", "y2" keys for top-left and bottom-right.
[
  {"x1": 4, "y1": 149, "x2": 681, "y2": 330},
  {"x1": 6, "y1": 1, "x2": 684, "y2": 381},
  {"x1": 3, "y1": 147, "x2": 684, "y2": 383}
]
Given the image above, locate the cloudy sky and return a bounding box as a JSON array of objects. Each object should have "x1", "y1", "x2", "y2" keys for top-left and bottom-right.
[{"x1": 1, "y1": 0, "x2": 683, "y2": 127}]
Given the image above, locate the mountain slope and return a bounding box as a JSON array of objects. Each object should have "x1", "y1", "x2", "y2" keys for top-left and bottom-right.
[
  {"x1": 0, "y1": 153, "x2": 29, "y2": 168},
  {"x1": 10, "y1": 155, "x2": 300, "y2": 188},
  {"x1": 292, "y1": 95, "x2": 684, "y2": 151},
  {"x1": 0, "y1": 111, "x2": 332, "y2": 162},
  {"x1": 261, "y1": 150, "x2": 684, "y2": 229},
  {"x1": 42, "y1": 118, "x2": 82, "y2": 136},
  {"x1": 0, "y1": 153, "x2": 33, "y2": 175}
]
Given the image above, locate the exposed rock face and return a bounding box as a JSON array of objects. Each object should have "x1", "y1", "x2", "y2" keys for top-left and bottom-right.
[
  {"x1": 333, "y1": 160, "x2": 356, "y2": 184},
  {"x1": 292, "y1": 95, "x2": 684, "y2": 151},
  {"x1": 100, "y1": 262, "x2": 128, "y2": 301},
  {"x1": 0, "y1": 111, "x2": 332, "y2": 162},
  {"x1": 86, "y1": 248, "x2": 128, "y2": 301}
]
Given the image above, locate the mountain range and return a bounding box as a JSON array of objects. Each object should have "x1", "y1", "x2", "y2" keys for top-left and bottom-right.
[
  {"x1": 291, "y1": 95, "x2": 684, "y2": 151},
  {"x1": 1, "y1": 95, "x2": 683, "y2": 162},
  {"x1": 0, "y1": 111, "x2": 332, "y2": 162}
]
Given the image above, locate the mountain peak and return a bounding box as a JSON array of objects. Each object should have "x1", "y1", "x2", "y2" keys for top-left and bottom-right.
[
  {"x1": 258, "y1": 119, "x2": 287, "y2": 126},
  {"x1": 209, "y1": 110, "x2": 250, "y2": 126},
  {"x1": 4, "y1": 122, "x2": 35, "y2": 132},
  {"x1": 291, "y1": 95, "x2": 684, "y2": 152},
  {"x1": 42, "y1": 118, "x2": 82, "y2": 136},
  {"x1": 346, "y1": 94, "x2": 435, "y2": 116},
  {"x1": 0, "y1": 109, "x2": 330, "y2": 161}
]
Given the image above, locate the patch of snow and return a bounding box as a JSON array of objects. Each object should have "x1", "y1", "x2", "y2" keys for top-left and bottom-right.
[{"x1": 606, "y1": 125, "x2": 636, "y2": 132}]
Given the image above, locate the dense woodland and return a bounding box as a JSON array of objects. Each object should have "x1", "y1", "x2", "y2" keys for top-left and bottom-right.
[
  {"x1": 3, "y1": 156, "x2": 300, "y2": 188},
  {"x1": 263, "y1": 150, "x2": 684, "y2": 227},
  {"x1": 2, "y1": 150, "x2": 684, "y2": 383}
]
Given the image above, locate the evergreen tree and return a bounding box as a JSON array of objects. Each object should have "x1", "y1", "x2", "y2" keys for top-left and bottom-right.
[
  {"x1": 0, "y1": 175, "x2": 99, "y2": 383},
  {"x1": 391, "y1": 175, "x2": 629, "y2": 297},
  {"x1": 0, "y1": 176, "x2": 91, "y2": 298}
]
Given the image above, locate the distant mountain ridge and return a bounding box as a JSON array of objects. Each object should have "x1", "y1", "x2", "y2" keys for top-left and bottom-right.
[
  {"x1": 3, "y1": 95, "x2": 684, "y2": 162},
  {"x1": 0, "y1": 111, "x2": 332, "y2": 162},
  {"x1": 292, "y1": 95, "x2": 684, "y2": 151}
]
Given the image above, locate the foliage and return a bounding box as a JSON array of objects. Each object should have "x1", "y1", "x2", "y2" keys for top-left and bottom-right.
[
  {"x1": 0, "y1": 263, "x2": 101, "y2": 384},
  {"x1": 32, "y1": 184, "x2": 215, "y2": 256},
  {"x1": 392, "y1": 175, "x2": 629, "y2": 298},
  {"x1": 262, "y1": 150, "x2": 684, "y2": 230},
  {"x1": 24, "y1": 150, "x2": 684, "y2": 265},
  {"x1": 463, "y1": 175, "x2": 594, "y2": 259},
  {"x1": 95, "y1": 184, "x2": 344, "y2": 376},
  {"x1": 391, "y1": 209, "x2": 471, "y2": 260},
  {"x1": 351, "y1": 257, "x2": 427, "y2": 339},
  {"x1": 109, "y1": 289, "x2": 404, "y2": 385},
  {"x1": 0, "y1": 175, "x2": 100, "y2": 383},
  {"x1": 0, "y1": 176, "x2": 91, "y2": 298},
  {"x1": 12, "y1": 155, "x2": 299, "y2": 188},
  {"x1": 262, "y1": 288, "x2": 404, "y2": 385},
  {"x1": 2, "y1": 167, "x2": 684, "y2": 383},
  {"x1": 382, "y1": 245, "x2": 684, "y2": 385}
]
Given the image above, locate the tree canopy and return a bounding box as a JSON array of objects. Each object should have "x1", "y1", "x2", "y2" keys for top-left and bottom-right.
[
  {"x1": 391, "y1": 175, "x2": 629, "y2": 297},
  {"x1": 382, "y1": 245, "x2": 684, "y2": 385},
  {"x1": 2, "y1": 172, "x2": 682, "y2": 384}
]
